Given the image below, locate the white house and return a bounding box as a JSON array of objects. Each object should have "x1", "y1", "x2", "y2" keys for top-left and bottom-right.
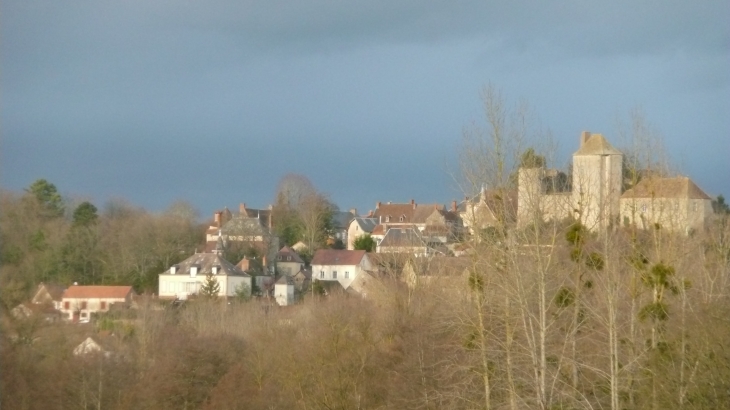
[
  {"x1": 274, "y1": 275, "x2": 295, "y2": 306},
  {"x1": 60, "y1": 285, "x2": 135, "y2": 322},
  {"x1": 158, "y1": 252, "x2": 251, "y2": 300},
  {"x1": 310, "y1": 249, "x2": 373, "y2": 290}
]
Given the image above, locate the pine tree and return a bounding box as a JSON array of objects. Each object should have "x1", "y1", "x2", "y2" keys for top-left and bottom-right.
[{"x1": 200, "y1": 273, "x2": 220, "y2": 299}]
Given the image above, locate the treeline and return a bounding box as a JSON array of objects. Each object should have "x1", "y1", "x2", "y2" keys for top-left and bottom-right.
[
  {"x1": 0, "y1": 180, "x2": 203, "y2": 309},
  {"x1": 2, "y1": 215, "x2": 729, "y2": 409}
]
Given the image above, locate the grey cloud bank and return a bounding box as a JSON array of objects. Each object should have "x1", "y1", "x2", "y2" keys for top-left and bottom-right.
[{"x1": 2, "y1": 0, "x2": 728, "y2": 216}]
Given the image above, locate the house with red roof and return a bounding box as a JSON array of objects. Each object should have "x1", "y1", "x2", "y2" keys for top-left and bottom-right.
[
  {"x1": 311, "y1": 249, "x2": 373, "y2": 290},
  {"x1": 60, "y1": 285, "x2": 135, "y2": 322}
]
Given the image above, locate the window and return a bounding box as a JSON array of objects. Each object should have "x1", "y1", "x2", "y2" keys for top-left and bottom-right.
[
  {"x1": 345, "y1": 271, "x2": 349, "y2": 279},
  {"x1": 80, "y1": 301, "x2": 87, "y2": 310},
  {"x1": 64, "y1": 301, "x2": 70, "y2": 310},
  {"x1": 320, "y1": 271, "x2": 325, "y2": 278},
  {"x1": 692, "y1": 202, "x2": 697, "y2": 211},
  {"x1": 641, "y1": 204, "x2": 647, "y2": 213},
  {"x1": 399, "y1": 216, "x2": 404, "y2": 222},
  {"x1": 100, "y1": 301, "x2": 107, "y2": 310},
  {"x1": 333, "y1": 271, "x2": 338, "y2": 279},
  {"x1": 80, "y1": 312, "x2": 87, "y2": 318}
]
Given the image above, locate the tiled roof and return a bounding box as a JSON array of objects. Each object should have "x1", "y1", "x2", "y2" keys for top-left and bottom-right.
[
  {"x1": 372, "y1": 202, "x2": 444, "y2": 224},
  {"x1": 63, "y1": 286, "x2": 134, "y2": 299},
  {"x1": 311, "y1": 249, "x2": 367, "y2": 266},
  {"x1": 574, "y1": 134, "x2": 622, "y2": 156},
  {"x1": 621, "y1": 176, "x2": 711, "y2": 200},
  {"x1": 163, "y1": 252, "x2": 251, "y2": 277}
]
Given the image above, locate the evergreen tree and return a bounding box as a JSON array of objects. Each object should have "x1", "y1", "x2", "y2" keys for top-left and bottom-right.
[{"x1": 200, "y1": 273, "x2": 221, "y2": 299}]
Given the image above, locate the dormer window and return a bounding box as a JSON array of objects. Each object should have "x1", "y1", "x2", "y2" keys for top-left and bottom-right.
[
  {"x1": 385, "y1": 216, "x2": 391, "y2": 222},
  {"x1": 287, "y1": 256, "x2": 291, "y2": 261},
  {"x1": 212, "y1": 265, "x2": 219, "y2": 275},
  {"x1": 399, "y1": 215, "x2": 405, "y2": 222},
  {"x1": 170, "y1": 265, "x2": 178, "y2": 275}
]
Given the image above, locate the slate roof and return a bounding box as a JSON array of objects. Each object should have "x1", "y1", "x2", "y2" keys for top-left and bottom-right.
[
  {"x1": 63, "y1": 286, "x2": 134, "y2": 299},
  {"x1": 240, "y1": 207, "x2": 272, "y2": 226},
  {"x1": 351, "y1": 217, "x2": 378, "y2": 233},
  {"x1": 574, "y1": 133, "x2": 622, "y2": 156},
  {"x1": 32, "y1": 283, "x2": 66, "y2": 303},
  {"x1": 621, "y1": 176, "x2": 711, "y2": 200},
  {"x1": 277, "y1": 246, "x2": 304, "y2": 263},
  {"x1": 311, "y1": 249, "x2": 367, "y2": 266},
  {"x1": 459, "y1": 188, "x2": 518, "y2": 222},
  {"x1": 276, "y1": 275, "x2": 294, "y2": 285},
  {"x1": 221, "y1": 216, "x2": 270, "y2": 237},
  {"x1": 332, "y1": 211, "x2": 356, "y2": 230},
  {"x1": 162, "y1": 252, "x2": 251, "y2": 277},
  {"x1": 378, "y1": 227, "x2": 428, "y2": 248}
]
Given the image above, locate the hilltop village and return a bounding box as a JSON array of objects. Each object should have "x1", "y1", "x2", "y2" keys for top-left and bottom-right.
[
  {"x1": 3, "y1": 131, "x2": 729, "y2": 410},
  {"x1": 10, "y1": 131, "x2": 717, "y2": 313}
]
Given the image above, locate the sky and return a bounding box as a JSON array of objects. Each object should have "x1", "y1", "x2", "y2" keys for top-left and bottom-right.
[{"x1": 2, "y1": 0, "x2": 728, "y2": 219}]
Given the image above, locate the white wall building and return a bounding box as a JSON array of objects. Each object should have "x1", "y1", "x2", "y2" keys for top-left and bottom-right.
[
  {"x1": 311, "y1": 249, "x2": 373, "y2": 290},
  {"x1": 158, "y1": 252, "x2": 251, "y2": 300},
  {"x1": 60, "y1": 285, "x2": 135, "y2": 322}
]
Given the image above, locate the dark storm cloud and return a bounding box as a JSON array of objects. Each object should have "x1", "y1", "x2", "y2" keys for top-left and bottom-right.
[{"x1": 2, "y1": 1, "x2": 728, "y2": 214}]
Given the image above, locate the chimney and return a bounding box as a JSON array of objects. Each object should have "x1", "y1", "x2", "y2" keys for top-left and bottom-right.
[
  {"x1": 214, "y1": 211, "x2": 221, "y2": 227},
  {"x1": 580, "y1": 131, "x2": 591, "y2": 146},
  {"x1": 376, "y1": 202, "x2": 381, "y2": 209},
  {"x1": 368, "y1": 210, "x2": 373, "y2": 217},
  {"x1": 239, "y1": 203, "x2": 246, "y2": 215},
  {"x1": 451, "y1": 200, "x2": 457, "y2": 212},
  {"x1": 411, "y1": 199, "x2": 415, "y2": 209},
  {"x1": 238, "y1": 257, "x2": 250, "y2": 272},
  {"x1": 349, "y1": 208, "x2": 357, "y2": 216}
]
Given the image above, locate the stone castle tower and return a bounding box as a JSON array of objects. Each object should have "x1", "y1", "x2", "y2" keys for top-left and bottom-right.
[
  {"x1": 517, "y1": 131, "x2": 623, "y2": 231},
  {"x1": 572, "y1": 132, "x2": 623, "y2": 230}
]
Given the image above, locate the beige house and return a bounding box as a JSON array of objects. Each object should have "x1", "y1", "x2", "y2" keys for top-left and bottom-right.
[
  {"x1": 311, "y1": 249, "x2": 373, "y2": 290},
  {"x1": 275, "y1": 246, "x2": 304, "y2": 277},
  {"x1": 158, "y1": 252, "x2": 251, "y2": 300},
  {"x1": 60, "y1": 285, "x2": 135, "y2": 322},
  {"x1": 31, "y1": 282, "x2": 65, "y2": 309},
  {"x1": 620, "y1": 176, "x2": 712, "y2": 233},
  {"x1": 459, "y1": 188, "x2": 517, "y2": 234},
  {"x1": 347, "y1": 217, "x2": 378, "y2": 250}
]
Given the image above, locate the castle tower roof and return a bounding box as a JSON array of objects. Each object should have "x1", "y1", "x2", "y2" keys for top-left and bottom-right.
[{"x1": 574, "y1": 133, "x2": 622, "y2": 156}]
